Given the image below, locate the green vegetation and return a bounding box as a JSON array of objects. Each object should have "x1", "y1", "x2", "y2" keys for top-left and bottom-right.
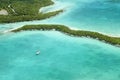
[
  {"x1": 0, "y1": 0, "x2": 53, "y2": 15},
  {"x1": 0, "y1": 0, "x2": 63, "y2": 23},
  {"x1": 12, "y1": 24, "x2": 120, "y2": 46},
  {"x1": 0, "y1": 10, "x2": 63, "y2": 23}
]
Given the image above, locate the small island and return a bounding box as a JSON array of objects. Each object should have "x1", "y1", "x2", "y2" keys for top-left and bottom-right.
[
  {"x1": 0, "y1": 0, "x2": 63, "y2": 23},
  {"x1": 12, "y1": 24, "x2": 120, "y2": 46}
]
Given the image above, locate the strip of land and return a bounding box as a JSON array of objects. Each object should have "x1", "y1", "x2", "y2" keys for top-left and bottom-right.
[{"x1": 12, "y1": 24, "x2": 120, "y2": 46}]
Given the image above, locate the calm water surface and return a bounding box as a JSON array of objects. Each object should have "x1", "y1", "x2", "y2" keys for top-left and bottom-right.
[{"x1": 0, "y1": 0, "x2": 120, "y2": 80}]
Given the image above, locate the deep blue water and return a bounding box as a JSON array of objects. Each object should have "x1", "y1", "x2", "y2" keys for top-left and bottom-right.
[{"x1": 0, "y1": 0, "x2": 120, "y2": 80}]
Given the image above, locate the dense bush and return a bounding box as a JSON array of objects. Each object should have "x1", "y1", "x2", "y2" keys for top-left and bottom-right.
[
  {"x1": 0, "y1": 0, "x2": 62, "y2": 23},
  {"x1": 0, "y1": 10, "x2": 63, "y2": 23},
  {"x1": 0, "y1": 0, "x2": 53, "y2": 15}
]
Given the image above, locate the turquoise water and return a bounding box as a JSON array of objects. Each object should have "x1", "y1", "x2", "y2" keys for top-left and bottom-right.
[
  {"x1": 1, "y1": 31, "x2": 120, "y2": 80},
  {"x1": 0, "y1": 0, "x2": 120, "y2": 80}
]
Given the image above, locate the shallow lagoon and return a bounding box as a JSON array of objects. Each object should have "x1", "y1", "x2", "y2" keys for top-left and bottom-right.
[
  {"x1": 0, "y1": 0, "x2": 120, "y2": 80},
  {"x1": 0, "y1": 31, "x2": 120, "y2": 80}
]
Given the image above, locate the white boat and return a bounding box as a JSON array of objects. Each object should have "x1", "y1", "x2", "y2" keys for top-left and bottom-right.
[{"x1": 36, "y1": 50, "x2": 40, "y2": 55}]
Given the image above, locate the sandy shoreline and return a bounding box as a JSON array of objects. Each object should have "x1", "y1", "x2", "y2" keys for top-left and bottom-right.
[
  {"x1": 69, "y1": 27, "x2": 120, "y2": 37},
  {"x1": 39, "y1": 0, "x2": 69, "y2": 13},
  {"x1": 0, "y1": 9, "x2": 8, "y2": 15}
]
